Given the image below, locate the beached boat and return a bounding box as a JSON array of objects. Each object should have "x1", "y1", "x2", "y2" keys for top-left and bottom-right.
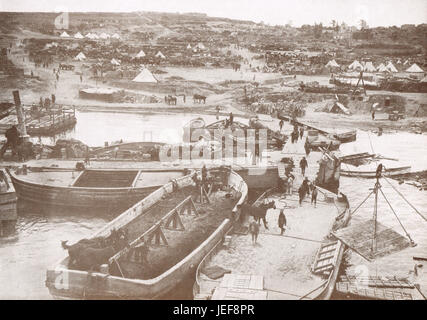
[
  {"x1": 193, "y1": 151, "x2": 351, "y2": 300},
  {"x1": 0, "y1": 169, "x2": 17, "y2": 237},
  {"x1": 91, "y1": 141, "x2": 166, "y2": 161},
  {"x1": 7, "y1": 167, "x2": 189, "y2": 212},
  {"x1": 45, "y1": 167, "x2": 248, "y2": 299},
  {"x1": 341, "y1": 166, "x2": 411, "y2": 178},
  {"x1": 333, "y1": 130, "x2": 357, "y2": 143}
]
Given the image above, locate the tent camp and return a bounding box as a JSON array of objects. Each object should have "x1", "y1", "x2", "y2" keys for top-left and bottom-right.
[
  {"x1": 406, "y1": 63, "x2": 424, "y2": 73},
  {"x1": 74, "y1": 52, "x2": 86, "y2": 61},
  {"x1": 348, "y1": 60, "x2": 363, "y2": 71},
  {"x1": 111, "y1": 33, "x2": 120, "y2": 39},
  {"x1": 363, "y1": 61, "x2": 377, "y2": 72},
  {"x1": 155, "y1": 51, "x2": 166, "y2": 59},
  {"x1": 326, "y1": 59, "x2": 340, "y2": 69},
  {"x1": 377, "y1": 63, "x2": 388, "y2": 73},
  {"x1": 60, "y1": 31, "x2": 70, "y2": 38},
  {"x1": 386, "y1": 61, "x2": 398, "y2": 73},
  {"x1": 100, "y1": 32, "x2": 110, "y2": 39},
  {"x1": 135, "y1": 50, "x2": 146, "y2": 58},
  {"x1": 132, "y1": 68, "x2": 158, "y2": 83},
  {"x1": 111, "y1": 58, "x2": 120, "y2": 66},
  {"x1": 74, "y1": 32, "x2": 84, "y2": 39}
]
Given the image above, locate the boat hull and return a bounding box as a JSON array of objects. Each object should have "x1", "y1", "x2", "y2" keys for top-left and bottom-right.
[
  {"x1": 341, "y1": 166, "x2": 411, "y2": 178},
  {"x1": 8, "y1": 169, "x2": 186, "y2": 213}
]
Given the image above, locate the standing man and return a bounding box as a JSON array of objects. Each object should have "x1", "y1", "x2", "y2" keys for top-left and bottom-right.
[
  {"x1": 249, "y1": 218, "x2": 260, "y2": 245},
  {"x1": 304, "y1": 138, "x2": 310, "y2": 156},
  {"x1": 229, "y1": 112, "x2": 234, "y2": 126},
  {"x1": 311, "y1": 184, "x2": 318, "y2": 208},
  {"x1": 287, "y1": 174, "x2": 294, "y2": 195},
  {"x1": 278, "y1": 209, "x2": 287, "y2": 235},
  {"x1": 0, "y1": 125, "x2": 20, "y2": 159},
  {"x1": 299, "y1": 127, "x2": 304, "y2": 139},
  {"x1": 279, "y1": 119, "x2": 284, "y2": 132},
  {"x1": 300, "y1": 156, "x2": 308, "y2": 176}
]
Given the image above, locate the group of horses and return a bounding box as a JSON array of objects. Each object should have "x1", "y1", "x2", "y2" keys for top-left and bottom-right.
[
  {"x1": 61, "y1": 228, "x2": 128, "y2": 271},
  {"x1": 164, "y1": 95, "x2": 177, "y2": 105},
  {"x1": 193, "y1": 94, "x2": 206, "y2": 104}
]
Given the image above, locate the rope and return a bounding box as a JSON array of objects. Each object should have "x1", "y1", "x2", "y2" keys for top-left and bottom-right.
[
  {"x1": 383, "y1": 177, "x2": 427, "y2": 222},
  {"x1": 264, "y1": 287, "x2": 308, "y2": 299},
  {"x1": 351, "y1": 190, "x2": 374, "y2": 216},
  {"x1": 299, "y1": 280, "x2": 329, "y2": 300},
  {"x1": 259, "y1": 232, "x2": 323, "y2": 243},
  {"x1": 379, "y1": 188, "x2": 415, "y2": 245},
  {"x1": 367, "y1": 130, "x2": 375, "y2": 155}
]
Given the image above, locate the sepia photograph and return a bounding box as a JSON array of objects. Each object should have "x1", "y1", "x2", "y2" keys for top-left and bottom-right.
[{"x1": 0, "y1": 0, "x2": 426, "y2": 304}]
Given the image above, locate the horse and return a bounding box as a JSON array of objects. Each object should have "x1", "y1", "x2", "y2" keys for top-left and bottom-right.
[
  {"x1": 193, "y1": 94, "x2": 206, "y2": 104},
  {"x1": 71, "y1": 229, "x2": 128, "y2": 271},
  {"x1": 61, "y1": 229, "x2": 127, "y2": 268},
  {"x1": 238, "y1": 200, "x2": 276, "y2": 229},
  {"x1": 165, "y1": 95, "x2": 177, "y2": 105}
]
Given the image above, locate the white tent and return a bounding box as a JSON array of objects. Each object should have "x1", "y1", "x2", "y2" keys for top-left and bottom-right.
[
  {"x1": 100, "y1": 32, "x2": 110, "y2": 39},
  {"x1": 377, "y1": 63, "x2": 388, "y2": 73},
  {"x1": 348, "y1": 60, "x2": 363, "y2": 70},
  {"x1": 135, "y1": 50, "x2": 146, "y2": 58},
  {"x1": 406, "y1": 63, "x2": 424, "y2": 73},
  {"x1": 197, "y1": 42, "x2": 206, "y2": 50},
  {"x1": 132, "y1": 68, "x2": 158, "y2": 83},
  {"x1": 363, "y1": 61, "x2": 377, "y2": 72},
  {"x1": 91, "y1": 34, "x2": 99, "y2": 39},
  {"x1": 155, "y1": 51, "x2": 166, "y2": 59},
  {"x1": 74, "y1": 52, "x2": 86, "y2": 61},
  {"x1": 111, "y1": 33, "x2": 120, "y2": 39},
  {"x1": 111, "y1": 58, "x2": 121, "y2": 66},
  {"x1": 74, "y1": 32, "x2": 84, "y2": 39},
  {"x1": 187, "y1": 44, "x2": 192, "y2": 49},
  {"x1": 60, "y1": 31, "x2": 70, "y2": 38},
  {"x1": 386, "y1": 61, "x2": 398, "y2": 73},
  {"x1": 325, "y1": 59, "x2": 340, "y2": 68},
  {"x1": 85, "y1": 33, "x2": 93, "y2": 38}
]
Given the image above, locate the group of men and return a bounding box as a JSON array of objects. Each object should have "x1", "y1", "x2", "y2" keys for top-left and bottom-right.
[
  {"x1": 298, "y1": 177, "x2": 318, "y2": 207},
  {"x1": 291, "y1": 124, "x2": 304, "y2": 144}
]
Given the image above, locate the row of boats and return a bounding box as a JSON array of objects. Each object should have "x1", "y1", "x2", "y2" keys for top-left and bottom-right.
[{"x1": 39, "y1": 153, "x2": 352, "y2": 300}]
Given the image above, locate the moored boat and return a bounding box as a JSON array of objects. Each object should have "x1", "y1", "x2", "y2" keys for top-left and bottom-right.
[
  {"x1": 333, "y1": 130, "x2": 357, "y2": 143},
  {"x1": 193, "y1": 150, "x2": 351, "y2": 300},
  {"x1": 341, "y1": 166, "x2": 411, "y2": 178},
  {"x1": 45, "y1": 166, "x2": 248, "y2": 299},
  {"x1": 7, "y1": 167, "x2": 189, "y2": 213}
]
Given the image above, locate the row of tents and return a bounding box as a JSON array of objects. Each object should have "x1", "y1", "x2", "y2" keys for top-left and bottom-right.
[
  {"x1": 73, "y1": 50, "x2": 167, "y2": 62},
  {"x1": 326, "y1": 59, "x2": 424, "y2": 74},
  {"x1": 60, "y1": 31, "x2": 121, "y2": 40}
]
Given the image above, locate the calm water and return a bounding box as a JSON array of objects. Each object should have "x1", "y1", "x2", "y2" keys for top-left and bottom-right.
[{"x1": 1, "y1": 112, "x2": 426, "y2": 299}]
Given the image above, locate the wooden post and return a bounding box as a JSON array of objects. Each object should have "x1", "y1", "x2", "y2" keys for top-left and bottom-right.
[
  {"x1": 12, "y1": 90, "x2": 29, "y2": 141},
  {"x1": 371, "y1": 179, "x2": 379, "y2": 257}
]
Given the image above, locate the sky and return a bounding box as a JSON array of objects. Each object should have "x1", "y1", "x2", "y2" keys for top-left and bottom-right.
[{"x1": 1, "y1": 0, "x2": 426, "y2": 28}]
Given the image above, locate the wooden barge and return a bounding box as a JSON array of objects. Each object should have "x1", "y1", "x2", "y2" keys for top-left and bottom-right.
[
  {"x1": 193, "y1": 149, "x2": 351, "y2": 300},
  {"x1": 0, "y1": 169, "x2": 17, "y2": 237},
  {"x1": 193, "y1": 189, "x2": 351, "y2": 300},
  {"x1": 8, "y1": 167, "x2": 189, "y2": 213},
  {"x1": 45, "y1": 167, "x2": 248, "y2": 299}
]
